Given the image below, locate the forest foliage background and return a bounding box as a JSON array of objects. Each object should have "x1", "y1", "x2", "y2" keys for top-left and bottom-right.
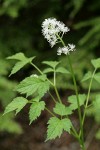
[{"x1": 0, "y1": 0, "x2": 100, "y2": 138}]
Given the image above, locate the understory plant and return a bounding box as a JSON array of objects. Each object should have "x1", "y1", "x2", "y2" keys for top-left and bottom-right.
[{"x1": 4, "y1": 18, "x2": 100, "y2": 150}]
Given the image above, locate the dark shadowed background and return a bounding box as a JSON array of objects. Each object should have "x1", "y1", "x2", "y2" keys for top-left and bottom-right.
[{"x1": 0, "y1": 0, "x2": 100, "y2": 150}]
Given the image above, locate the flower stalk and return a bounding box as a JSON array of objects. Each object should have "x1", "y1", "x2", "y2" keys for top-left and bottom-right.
[{"x1": 42, "y1": 18, "x2": 85, "y2": 149}]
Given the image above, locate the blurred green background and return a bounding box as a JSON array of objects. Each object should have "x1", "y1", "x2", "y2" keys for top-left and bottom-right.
[{"x1": 0, "y1": 0, "x2": 100, "y2": 141}]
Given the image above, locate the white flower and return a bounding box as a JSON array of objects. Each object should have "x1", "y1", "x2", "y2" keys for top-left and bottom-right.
[
  {"x1": 57, "y1": 44, "x2": 75, "y2": 55},
  {"x1": 57, "y1": 48, "x2": 62, "y2": 55},
  {"x1": 68, "y1": 44, "x2": 75, "y2": 51},
  {"x1": 42, "y1": 18, "x2": 70, "y2": 47},
  {"x1": 57, "y1": 46, "x2": 69, "y2": 55}
]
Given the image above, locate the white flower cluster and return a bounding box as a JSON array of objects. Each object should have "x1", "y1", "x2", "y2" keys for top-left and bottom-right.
[
  {"x1": 57, "y1": 44, "x2": 75, "y2": 55},
  {"x1": 42, "y1": 18, "x2": 70, "y2": 47}
]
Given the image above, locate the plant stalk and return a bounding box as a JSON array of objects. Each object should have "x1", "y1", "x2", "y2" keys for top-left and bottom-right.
[
  {"x1": 82, "y1": 68, "x2": 96, "y2": 125},
  {"x1": 57, "y1": 34, "x2": 85, "y2": 149}
]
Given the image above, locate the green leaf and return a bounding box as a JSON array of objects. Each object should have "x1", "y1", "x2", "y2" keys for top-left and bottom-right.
[
  {"x1": 68, "y1": 94, "x2": 86, "y2": 110},
  {"x1": 9, "y1": 61, "x2": 29, "y2": 76},
  {"x1": 4, "y1": 97, "x2": 28, "y2": 115},
  {"x1": 46, "y1": 117, "x2": 72, "y2": 141},
  {"x1": 43, "y1": 68, "x2": 54, "y2": 73},
  {"x1": 94, "y1": 73, "x2": 100, "y2": 83},
  {"x1": 7, "y1": 53, "x2": 27, "y2": 61},
  {"x1": 53, "y1": 102, "x2": 72, "y2": 116},
  {"x1": 42, "y1": 61, "x2": 60, "y2": 68},
  {"x1": 29, "y1": 101, "x2": 45, "y2": 124},
  {"x1": 56, "y1": 67, "x2": 70, "y2": 74},
  {"x1": 16, "y1": 75, "x2": 50, "y2": 97},
  {"x1": 7, "y1": 53, "x2": 35, "y2": 76},
  {"x1": 91, "y1": 58, "x2": 100, "y2": 69},
  {"x1": 81, "y1": 71, "x2": 92, "y2": 82},
  {"x1": 61, "y1": 118, "x2": 72, "y2": 133}
]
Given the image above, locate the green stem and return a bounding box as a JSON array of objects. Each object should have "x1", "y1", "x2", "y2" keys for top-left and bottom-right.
[
  {"x1": 67, "y1": 57, "x2": 85, "y2": 150},
  {"x1": 67, "y1": 55, "x2": 83, "y2": 122},
  {"x1": 71, "y1": 130, "x2": 82, "y2": 147},
  {"x1": 71, "y1": 125, "x2": 79, "y2": 139},
  {"x1": 30, "y1": 62, "x2": 43, "y2": 74},
  {"x1": 54, "y1": 69, "x2": 56, "y2": 86},
  {"x1": 70, "y1": 124, "x2": 84, "y2": 148},
  {"x1": 82, "y1": 68, "x2": 96, "y2": 125},
  {"x1": 45, "y1": 107, "x2": 56, "y2": 117},
  {"x1": 49, "y1": 91, "x2": 57, "y2": 103},
  {"x1": 53, "y1": 68, "x2": 62, "y2": 103},
  {"x1": 54, "y1": 86, "x2": 62, "y2": 103},
  {"x1": 68, "y1": 55, "x2": 84, "y2": 142},
  {"x1": 57, "y1": 34, "x2": 85, "y2": 149}
]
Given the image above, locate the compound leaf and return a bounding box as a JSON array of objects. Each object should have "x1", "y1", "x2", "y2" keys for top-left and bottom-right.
[{"x1": 46, "y1": 117, "x2": 72, "y2": 141}]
